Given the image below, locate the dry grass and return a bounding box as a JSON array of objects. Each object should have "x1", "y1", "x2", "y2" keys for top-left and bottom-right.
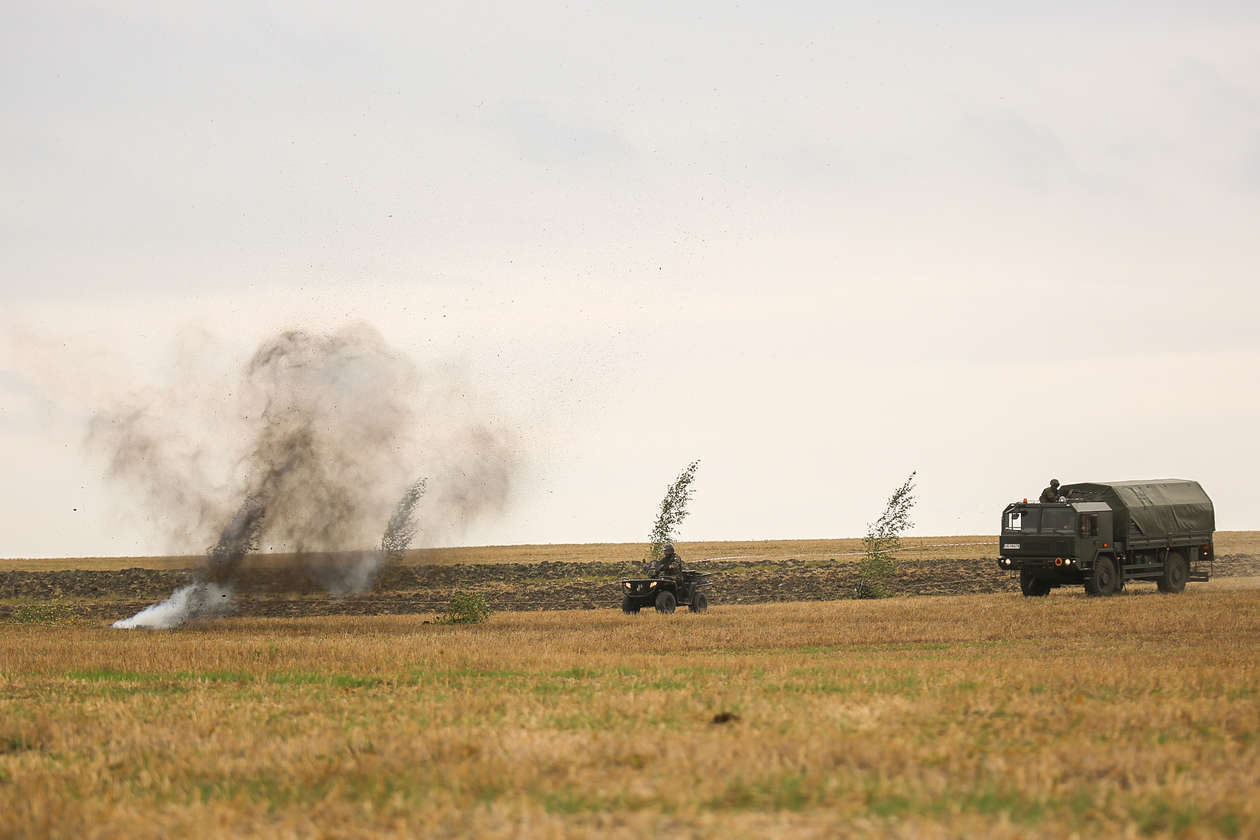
[
  {"x1": 4, "y1": 530, "x2": 1257, "y2": 572},
  {"x1": 2, "y1": 583, "x2": 1257, "y2": 838}
]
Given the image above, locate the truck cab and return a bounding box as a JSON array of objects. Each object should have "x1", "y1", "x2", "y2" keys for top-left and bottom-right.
[{"x1": 998, "y1": 500, "x2": 1117, "y2": 596}]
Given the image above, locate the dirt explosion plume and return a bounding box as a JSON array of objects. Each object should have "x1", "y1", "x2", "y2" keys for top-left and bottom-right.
[{"x1": 95, "y1": 325, "x2": 514, "y2": 629}]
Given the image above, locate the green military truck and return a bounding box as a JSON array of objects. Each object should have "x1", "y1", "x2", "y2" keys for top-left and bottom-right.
[{"x1": 997, "y1": 479, "x2": 1215, "y2": 597}]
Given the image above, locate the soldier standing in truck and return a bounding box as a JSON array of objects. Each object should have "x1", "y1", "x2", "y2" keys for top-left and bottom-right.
[{"x1": 1039, "y1": 479, "x2": 1061, "y2": 503}]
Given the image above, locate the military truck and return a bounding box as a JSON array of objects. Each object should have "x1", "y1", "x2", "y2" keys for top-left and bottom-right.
[{"x1": 997, "y1": 479, "x2": 1214, "y2": 597}]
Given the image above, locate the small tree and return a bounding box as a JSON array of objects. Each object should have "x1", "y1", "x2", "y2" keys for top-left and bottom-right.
[
  {"x1": 648, "y1": 460, "x2": 701, "y2": 560},
  {"x1": 855, "y1": 471, "x2": 917, "y2": 599}
]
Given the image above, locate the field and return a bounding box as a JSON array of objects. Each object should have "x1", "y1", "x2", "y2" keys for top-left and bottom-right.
[
  {"x1": 3, "y1": 532, "x2": 1259, "y2": 620},
  {"x1": 2, "y1": 539, "x2": 1259, "y2": 838}
]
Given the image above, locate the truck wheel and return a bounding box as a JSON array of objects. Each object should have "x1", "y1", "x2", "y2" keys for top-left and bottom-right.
[
  {"x1": 1019, "y1": 570, "x2": 1051, "y2": 597},
  {"x1": 689, "y1": 592, "x2": 709, "y2": 613},
  {"x1": 621, "y1": 596, "x2": 640, "y2": 614},
  {"x1": 1085, "y1": 556, "x2": 1118, "y2": 597},
  {"x1": 1157, "y1": 552, "x2": 1188, "y2": 594},
  {"x1": 654, "y1": 591, "x2": 677, "y2": 614}
]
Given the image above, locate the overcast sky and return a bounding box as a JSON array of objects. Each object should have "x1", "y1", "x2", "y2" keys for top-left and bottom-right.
[{"x1": 3, "y1": 1, "x2": 1258, "y2": 557}]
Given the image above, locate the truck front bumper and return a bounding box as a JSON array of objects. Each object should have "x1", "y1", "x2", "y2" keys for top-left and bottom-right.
[{"x1": 998, "y1": 556, "x2": 1079, "y2": 571}]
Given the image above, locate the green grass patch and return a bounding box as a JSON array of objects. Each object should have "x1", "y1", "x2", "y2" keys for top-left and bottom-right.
[
  {"x1": 551, "y1": 666, "x2": 601, "y2": 679},
  {"x1": 267, "y1": 672, "x2": 384, "y2": 689},
  {"x1": 961, "y1": 788, "x2": 1045, "y2": 822},
  {"x1": 67, "y1": 667, "x2": 158, "y2": 682},
  {"x1": 1130, "y1": 798, "x2": 1200, "y2": 837},
  {"x1": 174, "y1": 670, "x2": 254, "y2": 684},
  {"x1": 710, "y1": 775, "x2": 818, "y2": 811}
]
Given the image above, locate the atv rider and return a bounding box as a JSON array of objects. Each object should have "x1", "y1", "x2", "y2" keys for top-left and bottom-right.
[
  {"x1": 658, "y1": 543, "x2": 699, "y2": 604},
  {"x1": 658, "y1": 543, "x2": 683, "y2": 581}
]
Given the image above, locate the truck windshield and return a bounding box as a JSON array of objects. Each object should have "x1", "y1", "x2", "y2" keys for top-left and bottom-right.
[
  {"x1": 1041, "y1": 507, "x2": 1076, "y2": 534},
  {"x1": 1004, "y1": 507, "x2": 1075, "y2": 534},
  {"x1": 1005, "y1": 509, "x2": 1041, "y2": 532}
]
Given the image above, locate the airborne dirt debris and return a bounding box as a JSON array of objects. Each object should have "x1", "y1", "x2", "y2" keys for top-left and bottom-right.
[{"x1": 85, "y1": 325, "x2": 515, "y2": 628}]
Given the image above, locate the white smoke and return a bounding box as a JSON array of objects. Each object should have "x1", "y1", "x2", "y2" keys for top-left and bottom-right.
[{"x1": 111, "y1": 582, "x2": 235, "y2": 630}]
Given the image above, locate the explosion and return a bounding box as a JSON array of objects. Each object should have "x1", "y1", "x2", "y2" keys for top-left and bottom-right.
[{"x1": 92, "y1": 325, "x2": 514, "y2": 628}]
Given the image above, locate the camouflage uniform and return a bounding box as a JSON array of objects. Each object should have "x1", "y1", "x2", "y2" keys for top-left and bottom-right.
[
  {"x1": 659, "y1": 544, "x2": 683, "y2": 580},
  {"x1": 1039, "y1": 481, "x2": 1061, "y2": 503}
]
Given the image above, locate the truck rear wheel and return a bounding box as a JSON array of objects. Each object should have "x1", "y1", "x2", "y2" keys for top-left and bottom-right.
[
  {"x1": 1157, "y1": 552, "x2": 1188, "y2": 594},
  {"x1": 689, "y1": 592, "x2": 709, "y2": 613},
  {"x1": 655, "y1": 591, "x2": 677, "y2": 614},
  {"x1": 1019, "y1": 570, "x2": 1051, "y2": 597},
  {"x1": 1085, "y1": 556, "x2": 1118, "y2": 597}
]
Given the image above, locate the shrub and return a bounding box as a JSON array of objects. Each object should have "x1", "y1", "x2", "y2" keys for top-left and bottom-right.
[
  {"x1": 438, "y1": 592, "x2": 493, "y2": 625},
  {"x1": 5, "y1": 599, "x2": 73, "y2": 625}
]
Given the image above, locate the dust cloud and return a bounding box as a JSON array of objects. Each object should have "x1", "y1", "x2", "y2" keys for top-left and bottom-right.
[{"x1": 92, "y1": 324, "x2": 515, "y2": 628}]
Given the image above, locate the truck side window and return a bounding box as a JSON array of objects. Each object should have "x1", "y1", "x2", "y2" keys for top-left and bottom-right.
[
  {"x1": 1008, "y1": 512, "x2": 1022, "y2": 531},
  {"x1": 1080, "y1": 514, "x2": 1098, "y2": 536}
]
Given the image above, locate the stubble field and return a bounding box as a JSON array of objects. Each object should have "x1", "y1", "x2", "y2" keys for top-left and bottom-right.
[{"x1": 2, "y1": 573, "x2": 1258, "y2": 839}]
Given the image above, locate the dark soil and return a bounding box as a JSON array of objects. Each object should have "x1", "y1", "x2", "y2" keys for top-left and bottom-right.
[{"x1": 3, "y1": 554, "x2": 1257, "y2": 622}]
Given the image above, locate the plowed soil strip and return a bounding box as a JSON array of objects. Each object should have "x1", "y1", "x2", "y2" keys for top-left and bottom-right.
[{"x1": 3, "y1": 554, "x2": 1257, "y2": 620}]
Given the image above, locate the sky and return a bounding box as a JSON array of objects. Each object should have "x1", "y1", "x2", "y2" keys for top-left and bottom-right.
[{"x1": 3, "y1": 1, "x2": 1259, "y2": 557}]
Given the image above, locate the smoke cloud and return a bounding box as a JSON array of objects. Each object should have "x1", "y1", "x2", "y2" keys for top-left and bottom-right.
[{"x1": 95, "y1": 324, "x2": 515, "y2": 628}]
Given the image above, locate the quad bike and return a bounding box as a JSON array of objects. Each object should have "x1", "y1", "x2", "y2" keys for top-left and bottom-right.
[{"x1": 620, "y1": 559, "x2": 713, "y2": 614}]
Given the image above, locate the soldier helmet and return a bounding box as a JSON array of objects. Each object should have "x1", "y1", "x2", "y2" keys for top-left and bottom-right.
[
  {"x1": 1050, "y1": 479, "x2": 1060, "y2": 488},
  {"x1": 662, "y1": 542, "x2": 675, "y2": 557}
]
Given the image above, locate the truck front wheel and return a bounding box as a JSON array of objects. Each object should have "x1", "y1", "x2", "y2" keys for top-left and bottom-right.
[
  {"x1": 655, "y1": 591, "x2": 677, "y2": 614},
  {"x1": 1157, "y1": 552, "x2": 1188, "y2": 594},
  {"x1": 1019, "y1": 570, "x2": 1051, "y2": 597},
  {"x1": 1085, "y1": 556, "x2": 1118, "y2": 597}
]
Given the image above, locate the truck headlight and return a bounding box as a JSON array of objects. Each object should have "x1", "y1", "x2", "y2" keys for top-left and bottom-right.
[
  {"x1": 623, "y1": 582, "x2": 630, "y2": 589},
  {"x1": 649, "y1": 581, "x2": 657, "y2": 589}
]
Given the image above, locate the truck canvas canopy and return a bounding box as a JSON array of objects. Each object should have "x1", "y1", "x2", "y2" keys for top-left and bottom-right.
[{"x1": 1060, "y1": 479, "x2": 1214, "y2": 538}]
